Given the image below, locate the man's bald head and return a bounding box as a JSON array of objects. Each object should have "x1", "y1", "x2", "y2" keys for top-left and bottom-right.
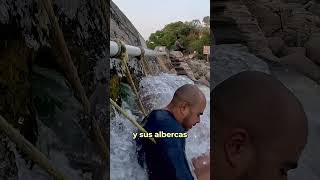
[
  {"x1": 167, "y1": 84, "x2": 206, "y2": 130},
  {"x1": 171, "y1": 84, "x2": 206, "y2": 107},
  {"x1": 212, "y1": 71, "x2": 308, "y2": 180}
]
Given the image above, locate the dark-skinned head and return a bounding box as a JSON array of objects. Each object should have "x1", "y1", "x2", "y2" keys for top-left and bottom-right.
[
  {"x1": 167, "y1": 84, "x2": 206, "y2": 130},
  {"x1": 212, "y1": 71, "x2": 308, "y2": 180}
]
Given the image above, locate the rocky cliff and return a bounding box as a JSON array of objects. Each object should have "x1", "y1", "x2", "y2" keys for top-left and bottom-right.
[
  {"x1": 0, "y1": 0, "x2": 109, "y2": 179},
  {"x1": 213, "y1": 0, "x2": 320, "y2": 85},
  {"x1": 109, "y1": 1, "x2": 161, "y2": 108}
]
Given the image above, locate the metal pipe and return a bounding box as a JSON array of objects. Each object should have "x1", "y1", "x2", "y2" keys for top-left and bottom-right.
[{"x1": 110, "y1": 41, "x2": 166, "y2": 57}]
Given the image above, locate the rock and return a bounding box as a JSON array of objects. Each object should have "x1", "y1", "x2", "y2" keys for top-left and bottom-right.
[
  {"x1": 308, "y1": 3, "x2": 320, "y2": 17},
  {"x1": 188, "y1": 52, "x2": 197, "y2": 59},
  {"x1": 155, "y1": 46, "x2": 167, "y2": 52},
  {"x1": 194, "y1": 72, "x2": 200, "y2": 80},
  {"x1": 212, "y1": 44, "x2": 270, "y2": 88},
  {"x1": 186, "y1": 59, "x2": 210, "y2": 81},
  {"x1": 280, "y1": 52, "x2": 320, "y2": 83},
  {"x1": 1, "y1": 0, "x2": 112, "y2": 178},
  {"x1": 169, "y1": 51, "x2": 184, "y2": 58},
  {"x1": 213, "y1": 1, "x2": 279, "y2": 62},
  {"x1": 305, "y1": 34, "x2": 320, "y2": 65},
  {"x1": 111, "y1": 1, "x2": 144, "y2": 46},
  {"x1": 169, "y1": 68, "x2": 177, "y2": 74},
  {"x1": 268, "y1": 37, "x2": 287, "y2": 57},
  {"x1": 245, "y1": 3, "x2": 282, "y2": 37},
  {"x1": 198, "y1": 76, "x2": 210, "y2": 87},
  {"x1": 212, "y1": 16, "x2": 247, "y2": 44},
  {"x1": 284, "y1": 0, "x2": 309, "y2": 4},
  {"x1": 156, "y1": 56, "x2": 172, "y2": 73},
  {"x1": 283, "y1": 46, "x2": 306, "y2": 56},
  {"x1": 0, "y1": 137, "x2": 17, "y2": 179},
  {"x1": 205, "y1": 72, "x2": 210, "y2": 81}
]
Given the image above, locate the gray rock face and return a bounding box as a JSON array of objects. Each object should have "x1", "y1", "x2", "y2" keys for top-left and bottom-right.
[
  {"x1": 110, "y1": 1, "x2": 143, "y2": 46},
  {"x1": 110, "y1": 1, "x2": 160, "y2": 81},
  {"x1": 214, "y1": 0, "x2": 320, "y2": 64},
  {"x1": 305, "y1": 33, "x2": 320, "y2": 65},
  {"x1": 186, "y1": 59, "x2": 210, "y2": 81},
  {"x1": 245, "y1": 0, "x2": 320, "y2": 47},
  {"x1": 213, "y1": 0, "x2": 279, "y2": 62},
  {"x1": 280, "y1": 52, "x2": 320, "y2": 83},
  {"x1": 0, "y1": 137, "x2": 17, "y2": 180},
  {"x1": 308, "y1": 2, "x2": 320, "y2": 17},
  {"x1": 212, "y1": 44, "x2": 270, "y2": 88},
  {"x1": 0, "y1": 0, "x2": 110, "y2": 179}
]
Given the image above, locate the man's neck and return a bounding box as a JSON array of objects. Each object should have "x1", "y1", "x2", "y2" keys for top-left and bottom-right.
[{"x1": 164, "y1": 105, "x2": 182, "y2": 124}]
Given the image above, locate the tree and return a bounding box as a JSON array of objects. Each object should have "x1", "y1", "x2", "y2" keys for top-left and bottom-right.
[{"x1": 147, "y1": 17, "x2": 210, "y2": 59}]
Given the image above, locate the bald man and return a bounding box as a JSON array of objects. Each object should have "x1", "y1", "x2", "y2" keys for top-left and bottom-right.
[
  {"x1": 136, "y1": 84, "x2": 206, "y2": 180},
  {"x1": 212, "y1": 71, "x2": 308, "y2": 180}
]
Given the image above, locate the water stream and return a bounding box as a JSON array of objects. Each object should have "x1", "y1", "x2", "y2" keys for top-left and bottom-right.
[{"x1": 110, "y1": 73, "x2": 210, "y2": 180}]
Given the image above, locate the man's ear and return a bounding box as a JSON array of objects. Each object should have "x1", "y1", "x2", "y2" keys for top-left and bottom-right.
[
  {"x1": 224, "y1": 128, "x2": 253, "y2": 170},
  {"x1": 179, "y1": 101, "x2": 188, "y2": 115}
]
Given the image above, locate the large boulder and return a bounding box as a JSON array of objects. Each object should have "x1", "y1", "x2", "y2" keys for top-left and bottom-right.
[
  {"x1": 169, "y1": 51, "x2": 184, "y2": 58},
  {"x1": 268, "y1": 37, "x2": 287, "y2": 57},
  {"x1": 280, "y1": 52, "x2": 320, "y2": 83},
  {"x1": 213, "y1": 0, "x2": 279, "y2": 62},
  {"x1": 283, "y1": 46, "x2": 306, "y2": 56},
  {"x1": 212, "y1": 44, "x2": 270, "y2": 88},
  {"x1": 305, "y1": 33, "x2": 320, "y2": 65},
  {"x1": 307, "y1": 2, "x2": 320, "y2": 17},
  {"x1": 0, "y1": 0, "x2": 110, "y2": 179}
]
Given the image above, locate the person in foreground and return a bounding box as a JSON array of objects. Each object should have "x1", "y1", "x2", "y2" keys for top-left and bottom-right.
[
  {"x1": 136, "y1": 84, "x2": 208, "y2": 180},
  {"x1": 212, "y1": 71, "x2": 308, "y2": 180}
]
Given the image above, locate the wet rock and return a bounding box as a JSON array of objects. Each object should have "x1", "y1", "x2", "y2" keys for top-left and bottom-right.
[
  {"x1": 0, "y1": 137, "x2": 17, "y2": 180},
  {"x1": 32, "y1": 66, "x2": 101, "y2": 179},
  {"x1": 0, "y1": 0, "x2": 111, "y2": 179}
]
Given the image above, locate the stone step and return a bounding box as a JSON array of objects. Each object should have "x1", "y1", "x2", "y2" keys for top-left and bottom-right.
[{"x1": 171, "y1": 62, "x2": 181, "y2": 66}]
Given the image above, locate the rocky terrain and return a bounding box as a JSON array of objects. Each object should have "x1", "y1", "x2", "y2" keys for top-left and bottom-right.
[
  {"x1": 0, "y1": 0, "x2": 109, "y2": 179},
  {"x1": 213, "y1": 0, "x2": 320, "y2": 85},
  {"x1": 212, "y1": 0, "x2": 320, "y2": 179}
]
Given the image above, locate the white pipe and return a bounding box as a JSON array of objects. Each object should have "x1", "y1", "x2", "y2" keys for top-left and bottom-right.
[{"x1": 110, "y1": 41, "x2": 166, "y2": 57}]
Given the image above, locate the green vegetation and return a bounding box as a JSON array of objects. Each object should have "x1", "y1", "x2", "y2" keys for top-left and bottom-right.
[{"x1": 146, "y1": 16, "x2": 210, "y2": 59}]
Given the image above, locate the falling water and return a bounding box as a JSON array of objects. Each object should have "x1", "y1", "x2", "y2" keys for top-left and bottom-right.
[{"x1": 110, "y1": 73, "x2": 210, "y2": 180}]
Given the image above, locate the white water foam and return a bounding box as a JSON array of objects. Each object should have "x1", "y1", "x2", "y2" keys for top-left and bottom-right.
[{"x1": 110, "y1": 73, "x2": 210, "y2": 180}]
